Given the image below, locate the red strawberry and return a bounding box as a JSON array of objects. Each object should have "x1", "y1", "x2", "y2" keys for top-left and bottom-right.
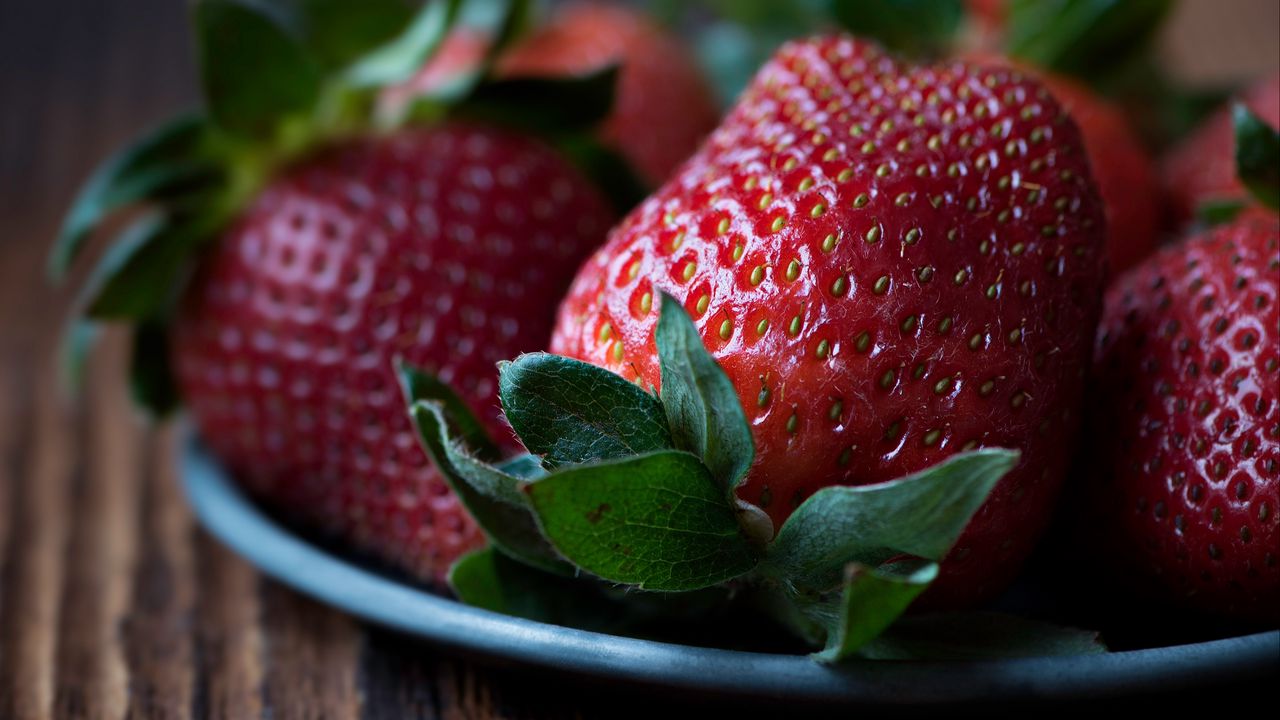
[
  {"x1": 1165, "y1": 74, "x2": 1280, "y2": 223},
  {"x1": 1034, "y1": 72, "x2": 1162, "y2": 274},
  {"x1": 1085, "y1": 213, "x2": 1279, "y2": 622},
  {"x1": 388, "y1": 3, "x2": 720, "y2": 186},
  {"x1": 174, "y1": 127, "x2": 613, "y2": 582},
  {"x1": 550, "y1": 36, "x2": 1108, "y2": 606},
  {"x1": 965, "y1": 54, "x2": 1162, "y2": 274},
  {"x1": 52, "y1": 3, "x2": 619, "y2": 586}
]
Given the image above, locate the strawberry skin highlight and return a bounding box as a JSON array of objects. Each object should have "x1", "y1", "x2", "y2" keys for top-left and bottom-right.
[
  {"x1": 551, "y1": 36, "x2": 1108, "y2": 606},
  {"x1": 174, "y1": 126, "x2": 615, "y2": 584}
]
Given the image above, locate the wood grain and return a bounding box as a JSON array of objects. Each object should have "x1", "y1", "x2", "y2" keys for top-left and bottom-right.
[{"x1": 1, "y1": 365, "x2": 73, "y2": 720}]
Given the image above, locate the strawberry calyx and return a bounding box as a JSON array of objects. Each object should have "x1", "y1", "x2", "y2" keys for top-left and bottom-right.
[
  {"x1": 1194, "y1": 103, "x2": 1280, "y2": 225},
  {"x1": 403, "y1": 292, "x2": 1025, "y2": 661},
  {"x1": 51, "y1": 0, "x2": 645, "y2": 415},
  {"x1": 1000, "y1": 0, "x2": 1172, "y2": 84},
  {"x1": 1233, "y1": 103, "x2": 1280, "y2": 211}
]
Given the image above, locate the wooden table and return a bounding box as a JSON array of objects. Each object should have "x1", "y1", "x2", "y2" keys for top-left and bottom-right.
[{"x1": 1, "y1": 1, "x2": 1275, "y2": 718}]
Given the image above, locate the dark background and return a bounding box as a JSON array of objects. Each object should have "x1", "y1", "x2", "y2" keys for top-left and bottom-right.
[{"x1": 0, "y1": 1, "x2": 1276, "y2": 718}]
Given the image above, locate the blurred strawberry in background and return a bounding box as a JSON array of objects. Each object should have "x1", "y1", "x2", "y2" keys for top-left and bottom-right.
[
  {"x1": 1164, "y1": 74, "x2": 1280, "y2": 223},
  {"x1": 386, "y1": 2, "x2": 721, "y2": 186}
]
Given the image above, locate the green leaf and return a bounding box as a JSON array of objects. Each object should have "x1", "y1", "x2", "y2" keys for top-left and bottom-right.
[
  {"x1": 50, "y1": 115, "x2": 222, "y2": 280},
  {"x1": 397, "y1": 362, "x2": 499, "y2": 460},
  {"x1": 82, "y1": 213, "x2": 217, "y2": 321},
  {"x1": 764, "y1": 449, "x2": 1019, "y2": 592},
  {"x1": 131, "y1": 321, "x2": 180, "y2": 417},
  {"x1": 654, "y1": 293, "x2": 754, "y2": 492},
  {"x1": 859, "y1": 612, "x2": 1107, "y2": 660},
  {"x1": 448, "y1": 546, "x2": 634, "y2": 631},
  {"x1": 477, "y1": 0, "x2": 532, "y2": 64},
  {"x1": 829, "y1": 0, "x2": 964, "y2": 57},
  {"x1": 497, "y1": 353, "x2": 673, "y2": 470},
  {"x1": 195, "y1": 0, "x2": 324, "y2": 138},
  {"x1": 814, "y1": 559, "x2": 937, "y2": 662},
  {"x1": 1004, "y1": 0, "x2": 1173, "y2": 83},
  {"x1": 344, "y1": 0, "x2": 464, "y2": 88},
  {"x1": 1234, "y1": 103, "x2": 1280, "y2": 211},
  {"x1": 382, "y1": 0, "x2": 534, "y2": 125},
  {"x1": 1196, "y1": 198, "x2": 1247, "y2": 227},
  {"x1": 289, "y1": 0, "x2": 416, "y2": 70},
  {"x1": 452, "y1": 66, "x2": 621, "y2": 136},
  {"x1": 523, "y1": 450, "x2": 757, "y2": 591},
  {"x1": 408, "y1": 400, "x2": 568, "y2": 574},
  {"x1": 554, "y1": 135, "x2": 651, "y2": 214}
]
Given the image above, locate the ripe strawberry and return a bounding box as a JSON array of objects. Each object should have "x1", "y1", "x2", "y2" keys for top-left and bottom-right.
[
  {"x1": 175, "y1": 126, "x2": 614, "y2": 582},
  {"x1": 1165, "y1": 74, "x2": 1280, "y2": 223},
  {"x1": 968, "y1": 55, "x2": 1162, "y2": 274},
  {"x1": 52, "y1": 2, "x2": 618, "y2": 585},
  {"x1": 1034, "y1": 73, "x2": 1161, "y2": 273},
  {"x1": 550, "y1": 36, "x2": 1107, "y2": 606},
  {"x1": 1085, "y1": 213, "x2": 1279, "y2": 622},
  {"x1": 388, "y1": 2, "x2": 720, "y2": 186}
]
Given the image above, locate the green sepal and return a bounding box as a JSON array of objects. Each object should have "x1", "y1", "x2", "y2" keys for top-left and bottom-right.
[
  {"x1": 50, "y1": 115, "x2": 223, "y2": 281},
  {"x1": 397, "y1": 361, "x2": 500, "y2": 460},
  {"x1": 1234, "y1": 103, "x2": 1280, "y2": 211},
  {"x1": 130, "y1": 321, "x2": 180, "y2": 418},
  {"x1": 448, "y1": 546, "x2": 638, "y2": 632},
  {"x1": 497, "y1": 352, "x2": 674, "y2": 470},
  {"x1": 194, "y1": 0, "x2": 325, "y2": 139},
  {"x1": 830, "y1": 0, "x2": 964, "y2": 58},
  {"x1": 289, "y1": 0, "x2": 418, "y2": 71},
  {"x1": 1003, "y1": 0, "x2": 1173, "y2": 84},
  {"x1": 554, "y1": 135, "x2": 651, "y2": 214},
  {"x1": 859, "y1": 612, "x2": 1107, "y2": 660},
  {"x1": 813, "y1": 559, "x2": 937, "y2": 662},
  {"x1": 476, "y1": 0, "x2": 533, "y2": 66},
  {"x1": 654, "y1": 293, "x2": 755, "y2": 493},
  {"x1": 343, "y1": 0, "x2": 464, "y2": 88},
  {"x1": 763, "y1": 449, "x2": 1018, "y2": 591},
  {"x1": 380, "y1": 0, "x2": 535, "y2": 126},
  {"x1": 450, "y1": 65, "x2": 621, "y2": 136},
  {"x1": 449, "y1": 545, "x2": 731, "y2": 633},
  {"x1": 81, "y1": 212, "x2": 220, "y2": 321},
  {"x1": 408, "y1": 399, "x2": 570, "y2": 575},
  {"x1": 523, "y1": 450, "x2": 758, "y2": 592},
  {"x1": 1196, "y1": 198, "x2": 1247, "y2": 227}
]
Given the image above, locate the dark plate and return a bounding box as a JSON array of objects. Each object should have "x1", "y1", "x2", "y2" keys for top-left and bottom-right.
[{"x1": 181, "y1": 439, "x2": 1279, "y2": 706}]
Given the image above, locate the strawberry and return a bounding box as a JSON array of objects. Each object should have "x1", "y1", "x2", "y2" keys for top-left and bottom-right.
[
  {"x1": 1084, "y1": 213, "x2": 1279, "y2": 623},
  {"x1": 387, "y1": 2, "x2": 720, "y2": 186},
  {"x1": 51, "y1": 0, "x2": 619, "y2": 584},
  {"x1": 173, "y1": 126, "x2": 613, "y2": 581},
  {"x1": 548, "y1": 35, "x2": 1108, "y2": 606},
  {"x1": 1165, "y1": 74, "x2": 1280, "y2": 223},
  {"x1": 967, "y1": 55, "x2": 1163, "y2": 274},
  {"x1": 1030, "y1": 71, "x2": 1161, "y2": 273}
]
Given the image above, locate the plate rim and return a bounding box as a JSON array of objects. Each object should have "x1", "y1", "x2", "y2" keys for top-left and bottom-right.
[{"x1": 180, "y1": 437, "x2": 1280, "y2": 705}]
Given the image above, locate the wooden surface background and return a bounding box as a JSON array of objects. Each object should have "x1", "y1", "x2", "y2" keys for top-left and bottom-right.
[{"x1": 0, "y1": 1, "x2": 1276, "y2": 718}]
